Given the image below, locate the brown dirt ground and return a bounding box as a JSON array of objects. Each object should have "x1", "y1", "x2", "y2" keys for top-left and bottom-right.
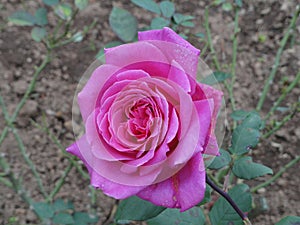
[{"x1": 0, "y1": 0, "x2": 299, "y2": 224}]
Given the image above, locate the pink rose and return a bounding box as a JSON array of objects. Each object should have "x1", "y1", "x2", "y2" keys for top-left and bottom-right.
[{"x1": 67, "y1": 27, "x2": 223, "y2": 211}]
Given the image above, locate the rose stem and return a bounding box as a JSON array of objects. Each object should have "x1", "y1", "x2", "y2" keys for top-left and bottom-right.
[{"x1": 205, "y1": 174, "x2": 250, "y2": 223}]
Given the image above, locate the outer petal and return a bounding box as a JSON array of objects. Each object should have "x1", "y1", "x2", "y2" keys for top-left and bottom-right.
[
  {"x1": 138, "y1": 27, "x2": 200, "y2": 78},
  {"x1": 168, "y1": 60, "x2": 191, "y2": 93},
  {"x1": 105, "y1": 41, "x2": 168, "y2": 67},
  {"x1": 78, "y1": 64, "x2": 120, "y2": 122},
  {"x1": 138, "y1": 27, "x2": 200, "y2": 57},
  {"x1": 137, "y1": 152, "x2": 206, "y2": 212},
  {"x1": 66, "y1": 136, "x2": 145, "y2": 199}
]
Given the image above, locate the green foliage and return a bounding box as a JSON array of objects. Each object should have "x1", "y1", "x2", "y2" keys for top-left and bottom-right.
[
  {"x1": 115, "y1": 196, "x2": 165, "y2": 222},
  {"x1": 222, "y1": 2, "x2": 233, "y2": 11},
  {"x1": 232, "y1": 156, "x2": 273, "y2": 179},
  {"x1": 31, "y1": 27, "x2": 47, "y2": 42},
  {"x1": 201, "y1": 71, "x2": 232, "y2": 85},
  {"x1": 109, "y1": 7, "x2": 137, "y2": 42},
  {"x1": 159, "y1": 1, "x2": 175, "y2": 18},
  {"x1": 235, "y1": 0, "x2": 243, "y2": 7},
  {"x1": 32, "y1": 199, "x2": 98, "y2": 225},
  {"x1": 229, "y1": 112, "x2": 261, "y2": 155},
  {"x1": 8, "y1": 11, "x2": 36, "y2": 26},
  {"x1": 208, "y1": 149, "x2": 231, "y2": 169},
  {"x1": 73, "y1": 212, "x2": 99, "y2": 225},
  {"x1": 147, "y1": 207, "x2": 205, "y2": 225},
  {"x1": 151, "y1": 17, "x2": 170, "y2": 29},
  {"x1": 75, "y1": 0, "x2": 88, "y2": 10},
  {"x1": 53, "y1": 213, "x2": 74, "y2": 224},
  {"x1": 131, "y1": 0, "x2": 161, "y2": 14},
  {"x1": 35, "y1": 8, "x2": 48, "y2": 26},
  {"x1": 209, "y1": 184, "x2": 252, "y2": 225},
  {"x1": 32, "y1": 202, "x2": 55, "y2": 219},
  {"x1": 42, "y1": 0, "x2": 59, "y2": 6},
  {"x1": 230, "y1": 110, "x2": 251, "y2": 121},
  {"x1": 54, "y1": 3, "x2": 72, "y2": 20},
  {"x1": 275, "y1": 216, "x2": 300, "y2": 225}
]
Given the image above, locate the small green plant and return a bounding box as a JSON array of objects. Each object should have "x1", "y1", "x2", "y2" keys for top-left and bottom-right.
[
  {"x1": 32, "y1": 199, "x2": 98, "y2": 225},
  {"x1": 8, "y1": 0, "x2": 93, "y2": 48}
]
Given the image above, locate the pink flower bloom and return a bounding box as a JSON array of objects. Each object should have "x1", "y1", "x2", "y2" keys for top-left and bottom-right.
[{"x1": 67, "y1": 27, "x2": 223, "y2": 211}]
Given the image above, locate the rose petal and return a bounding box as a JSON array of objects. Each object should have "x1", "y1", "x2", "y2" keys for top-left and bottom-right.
[
  {"x1": 168, "y1": 60, "x2": 191, "y2": 93},
  {"x1": 138, "y1": 27, "x2": 200, "y2": 57},
  {"x1": 78, "y1": 64, "x2": 120, "y2": 122},
  {"x1": 137, "y1": 152, "x2": 206, "y2": 212},
  {"x1": 66, "y1": 136, "x2": 145, "y2": 199},
  {"x1": 105, "y1": 41, "x2": 168, "y2": 68}
]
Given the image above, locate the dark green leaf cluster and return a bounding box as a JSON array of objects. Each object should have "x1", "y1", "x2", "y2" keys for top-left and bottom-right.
[
  {"x1": 114, "y1": 196, "x2": 206, "y2": 225},
  {"x1": 32, "y1": 199, "x2": 98, "y2": 225},
  {"x1": 212, "y1": 0, "x2": 243, "y2": 11},
  {"x1": 107, "y1": 0, "x2": 195, "y2": 45},
  {"x1": 8, "y1": 0, "x2": 88, "y2": 43}
]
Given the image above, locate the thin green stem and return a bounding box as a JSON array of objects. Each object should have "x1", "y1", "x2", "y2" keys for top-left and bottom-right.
[
  {"x1": 31, "y1": 119, "x2": 89, "y2": 180},
  {"x1": 265, "y1": 71, "x2": 300, "y2": 121},
  {"x1": 0, "y1": 95, "x2": 47, "y2": 198},
  {"x1": 0, "y1": 127, "x2": 8, "y2": 147},
  {"x1": 11, "y1": 54, "x2": 51, "y2": 122},
  {"x1": 229, "y1": 7, "x2": 240, "y2": 112},
  {"x1": 204, "y1": 7, "x2": 221, "y2": 71},
  {"x1": 263, "y1": 104, "x2": 298, "y2": 139},
  {"x1": 46, "y1": 163, "x2": 73, "y2": 202},
  {"x1": 256, "y1": 7, "x2": 300, "y2": 111},
  {"x1": 0, "y1": 155, "x2": 34, "y2": 209},
  {"x1": 0, "y1": 176, "x2": 13, "y2": 188},
  {"x1": 251, "y1": 154, "x2": 300, "y2": 193}
]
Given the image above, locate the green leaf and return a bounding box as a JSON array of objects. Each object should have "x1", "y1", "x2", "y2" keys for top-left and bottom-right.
[
  {"x1": 53, "y1": 199, "x2": 74, "y2": 212},
  {"x1": 230, "y1": 110, "x2": 250, "y2": 121},
  {"x1": 109, "y1": 7, "x2": 137, "y2": 42},
  {"x1": 159, "y1": 1, "x2": 175, "y2": 18},
  {"x1": 173, "y1": 13, "x2": 194, "y2": 24},
  {"x1": 229, "y1": 112, "x2": 261, "y2": 155},
  {"x1": 195, "y1": 32, "x2": 205, "y2": 38},
  {"x1": 72, "y1": 32, "x2": 83, "y2": 42},
  {"x1": 32, "y1": 202, "x2": 54, "y2": 219},
  {"x1": 233, "y1": 156, "x2": 273, "y2": 180},
  {"x1": 52, "y1": 212, "x2": 74, "y2": 224},
  {"x1": 54, "y1": 3, "x2": 72, "y2": 20},
  {"x1": 148, "y1": 207, "x2": 205, "y2": 225},
  {"x1": 201, "y1": 71, "x2": 232, "y2": 85},
  {"x1": 222, "y1": 2, "x2": 233, "y2": 11},
  {"x1": 131, "y1": 0, "x2": 160, "y2": 14},
  {"x1": 208, "y1": 149, "x2": 231, "y2": 169},
  {"x1": 115, "y1": 196, "x2": 165, "y2": 222},
  {"x1": 213, "y1": 0, "x2": 225, "y2": 6},
  {"x1": 234, "y1": 0, "x2": 243, "y2": 7},
  {"x1": 275, "y1": 216, "x2": 300, "y2": 225},
  {"x1": 150, "y1": 17, "x2": 170, "y2": 29},
  {"x1": 209, "y1": 184, "x2": 252, "y2": 225},
  {"x1": 181, "y1": 21, "x2": 195, "y2": 27},
  {"x1": 95, "y1": 41, "x2": 123, "y2": 60},
  {"x1": 31, "y1": 27, "x2": 47, "y2": 42},
  {"x1": 73, "y1": 212, "x2": 98, "y2": 225},
  {"x1": 43, "y1": 0, "x2": 59, "y2": 6},
  {"x1": 8, "y1": 11, "x2": 36, "y2": 26},
  {"x1": 75, "y1": 0, "x2": 88, "y2": 10},
  {"x1": 35, "y1": 8, "x2": 48, "y2": 26},
  {"x1": 198, "y1": 185, "x2": 212, "y2": 206}
]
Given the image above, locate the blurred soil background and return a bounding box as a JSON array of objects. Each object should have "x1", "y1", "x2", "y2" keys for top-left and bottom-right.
[{"x1": 0, "y1": 0, "x2": 299, "y2": 224}]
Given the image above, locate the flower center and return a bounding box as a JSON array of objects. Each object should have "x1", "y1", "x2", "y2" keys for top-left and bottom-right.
[{"x1": 128, "y1": 99, "x2": 154, "y2": 140}]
